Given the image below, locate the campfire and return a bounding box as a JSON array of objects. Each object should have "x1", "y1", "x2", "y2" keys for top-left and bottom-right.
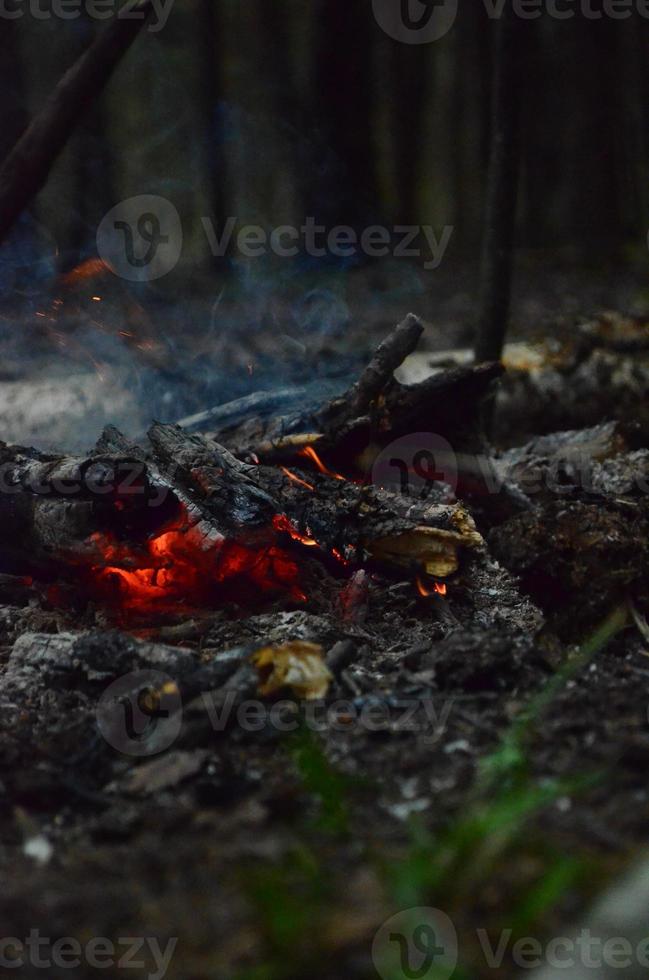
[
  {"x1": 0, "y1": 316, "x2": 493, "y2": 625},
  {"x1": 2, "y1": 311, "x2": 647, "y2": 643}
]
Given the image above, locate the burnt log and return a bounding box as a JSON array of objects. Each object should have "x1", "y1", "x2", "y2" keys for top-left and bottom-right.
[
  {"x1": 201, "y1": 316, "x2": 504, "y2": 499},
  {"x1": 176, "y1": 386, "x2": 312, "y2": 434},
  {"x1": 494, "y1": 322, "x2": 649, "y2": 444},
  {"x1": 147, "y1": 421, "x2": 278, "y2": 531},
  {"x1": 493, "y1": 421, "x2": 643, "y2": 506},
  {"x1": 0, "y1": 418, "x2": 485, "y2": 614},
  {"x1": 148, "y1": 423, "x2": 485, "y2": 580},
  {"x1": 0, "y1": 441, "x2": 164, "y2": 574},
  {"x1": 489, "y1": 498, "x2": 649, "y2": 636},
  {"x1": 488, "y1": 421, "x2": 649, "y2": 633},
  {"x1": 262, "y1": 468, "x2": 484, "y2": 580}
]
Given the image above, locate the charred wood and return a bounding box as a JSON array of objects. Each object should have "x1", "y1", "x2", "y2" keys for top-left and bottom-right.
[
  {"x1": 149, "y1": 423, "x2": 485, "y2": 580},
  {"x1": 0, "y1": 442, "x2": 163, "y2": 574},
  {"x1": 203, "y1": 317, "x2": 503, "y2": 498},
  {"x1": 489, "y1": 498, "x2": 649, "y2": 636}
]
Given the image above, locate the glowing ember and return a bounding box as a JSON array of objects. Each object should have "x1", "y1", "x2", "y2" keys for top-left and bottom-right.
[
  {"x1": 331, "y1": 547, "x2": 350, "y2": 567},
  {"x1": 273, "y1": 515, "x2": 352, "y2": 569},
  {"x1": 299, "y1": 446, "x2": 346, "y2": 481},
  {"x1": 416, "y1": 577, "x2": 447, "y2": 598},
  {"x1": 272, "y1": 514, "x2": 319, "y2": 548},
  {"x1": 88, "y1": 508, "x2": 306, "y2": 614}
]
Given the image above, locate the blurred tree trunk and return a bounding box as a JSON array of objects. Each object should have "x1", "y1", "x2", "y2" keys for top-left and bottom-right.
[
  {"x1": 574, "y1": 20, "x2": 622, "y2": 259},
  {"x1": 67, "y1": 16, "x2": 116, "y2": 271},
  {"x1": 453, "y1": 8, "x2": 491, "y2": 249},
  {"x1": 311, "y1": 0, "x2": 377, "y2": 227},
  {"x1": 390, "y1": 43, "x2": 429, "y2": 224},
  {"x1": 198, "y1": 0, "x2": 228, "y2": 266},
  {"x1": 616, "y1": 13, "x2": 649, "y2": 241},
  {"x1": 475, "y1": 2, "x2": 520, "y2": 365},
  {"x1": 0, "y1": 19, "x2": 28, "y2": 162}
]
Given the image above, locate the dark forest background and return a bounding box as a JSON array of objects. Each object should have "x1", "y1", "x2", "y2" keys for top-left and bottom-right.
[
  {"x1": 3, "y1": 2, "x2": 649, "y2": 270},
  {"x1": 1, "y1": 0, "x2": 649, "y2": 398}
]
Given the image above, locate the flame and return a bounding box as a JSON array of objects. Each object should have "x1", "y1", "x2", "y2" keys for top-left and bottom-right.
[
  {"x1": 416, "y1": 577, "x2": 447, "y2": 598},
  {"x1": 299, "y1": 446, "x2": 346, "y2": 481},
  {"x1": 88, "y1": 507, "x2": 306, "y2": 614},
  {"x1": 280, "y1": 467, "x2": 316, "y2": 492}
]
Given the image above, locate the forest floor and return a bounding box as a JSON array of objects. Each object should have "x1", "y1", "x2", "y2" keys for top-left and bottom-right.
[{"x1": 0, "y1": 259, "x2": 648, "y2": 979}]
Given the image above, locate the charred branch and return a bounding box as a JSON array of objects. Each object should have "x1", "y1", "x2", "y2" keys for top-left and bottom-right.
[
  {"x1": 317, "y1": 312, "x2": 424, "y2": 432},
  {"x1": 148, "y1": 423, "x2": 485, "y2": 580},
  {"x1": 206, "y1": 317, "x2": 503, "y2": 488}
]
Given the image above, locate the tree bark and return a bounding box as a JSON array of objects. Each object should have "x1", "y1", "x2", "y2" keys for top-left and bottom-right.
[{"x1": 474, "y1": 1, "x2": 520, "y2": 365}]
